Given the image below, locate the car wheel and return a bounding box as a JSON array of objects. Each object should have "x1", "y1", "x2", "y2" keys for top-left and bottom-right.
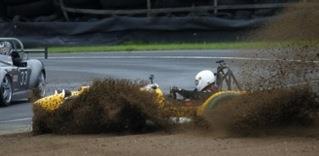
[
  {"x1": 0, "y1": 76, "x2": 13, "y2": 106},
  {"x1": 33, "y1": 72, "x2": 46, "y2": 99},
  {"x1": 196, "y1": 91, "x2": 243, "y2": 117}
]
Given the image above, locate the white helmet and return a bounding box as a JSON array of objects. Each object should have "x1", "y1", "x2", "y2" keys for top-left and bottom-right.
[{"x1": 195, "y1": 70, "x2": 216, "y2": 91}]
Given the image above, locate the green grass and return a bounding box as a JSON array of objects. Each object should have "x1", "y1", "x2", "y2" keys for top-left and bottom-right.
[{"x1": 48, "y1": 41, "x2": 318, "y2": 53}]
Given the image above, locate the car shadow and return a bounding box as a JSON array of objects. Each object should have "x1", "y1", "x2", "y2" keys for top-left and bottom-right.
[{"x1": 0, "y1": 100, "x2": 29, "y2": 108}]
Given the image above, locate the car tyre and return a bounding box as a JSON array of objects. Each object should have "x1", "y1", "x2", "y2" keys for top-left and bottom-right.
[
  {"x1": 0, "y1": 76, "x2": 13, "y2": 106},
  {"x1": 32, "y1": 72, "x2": 46, "y2": 100}
]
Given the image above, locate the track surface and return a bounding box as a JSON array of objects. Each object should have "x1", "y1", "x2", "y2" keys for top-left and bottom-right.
[{"x1": 0, "y1": 131, "x2": 319, "y2": 156}]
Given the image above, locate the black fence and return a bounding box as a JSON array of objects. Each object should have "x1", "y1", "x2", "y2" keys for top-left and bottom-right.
[
  {"x1": 61, "y1": 0, "x2": 290, "y2": 19},
  {"x1": 58, "y1": 0, "x2": 316, "y2": 21},
  {"x1": 0, "y1": 0, "x2": 317, "y2": 46},
  {"x1": 1, "y1": 0, "x2": 316, "y2": 22}
]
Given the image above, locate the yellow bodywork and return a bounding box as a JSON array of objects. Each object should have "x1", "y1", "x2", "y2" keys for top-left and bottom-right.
[
  {"x1": 154, "y1": 88, "x2": 166, "y2": 108},
  {"x1": 34, "y1": 86, "x2": 89, "y2": 111},
  {"x1": 33, "y1": 91, "x2": 65, "y2": 111}
]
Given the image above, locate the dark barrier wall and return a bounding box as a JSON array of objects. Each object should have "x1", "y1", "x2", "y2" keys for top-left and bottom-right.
[
  {"x1": 0, "y1": 0, "x2": 299, "y2": 21},
  {"x1": 0, "y1": 16, "x2": 271, "y2": 46},
  {"x1": 0, "y1": 0, "x2": 301, "y2": 46}
]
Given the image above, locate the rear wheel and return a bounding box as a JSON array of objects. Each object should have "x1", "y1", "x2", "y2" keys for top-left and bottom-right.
[
  {"x1": 197, "y1": 91, "x2": 243, "y2": 117},
  {"x1": 38, "y1": 73, "x2": 46, "y2": 97},
  {"x1": 32, "y1": 72, "x2": 46, "y2": 100},
  {"x1": 0, "y1": 76, "x2": 13, "y2": 106}
]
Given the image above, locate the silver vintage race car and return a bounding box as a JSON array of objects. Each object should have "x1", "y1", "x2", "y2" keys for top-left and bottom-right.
[{"x1": 0, "y1": 38, "x2": 46, "y2": 106}]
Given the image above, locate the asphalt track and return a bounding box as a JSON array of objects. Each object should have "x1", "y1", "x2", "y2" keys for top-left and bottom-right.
[{"x1": 0, "y1": 50, "x2": 316, "y2": 134}]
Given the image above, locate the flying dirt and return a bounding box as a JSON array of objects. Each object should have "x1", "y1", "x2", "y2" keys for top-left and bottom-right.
[
  {"x1": 32, "y1": 67, "x2": 319, "y2": 136},
  {"x1": 32, "y1": 79, "x2": 171, "y2": 134}
]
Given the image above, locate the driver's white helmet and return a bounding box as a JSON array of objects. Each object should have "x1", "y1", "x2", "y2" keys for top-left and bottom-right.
[
  {"x1": 195, "y1": 70, "x2": 216, "y2": 91},
  {"x1": 0, "y1": 41, "x2": 13, "y2": 55}
]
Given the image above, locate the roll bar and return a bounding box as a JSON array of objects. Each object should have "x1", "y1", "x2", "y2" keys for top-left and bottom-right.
[
  {"x1": 215, "y1": 60, "x2": 242, "y2": 91},
  {"x1": 0, "y1": 38, "x2": 48, "y2": 59},
  {"x1": 0, "y1": 38, "x2": 24, "y2": 52}
]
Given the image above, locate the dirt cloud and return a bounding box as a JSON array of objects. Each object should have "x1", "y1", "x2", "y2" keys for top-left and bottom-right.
[
  {"x1": 32, "y1": 78, "x2": 170, "y2": 135},
  {"x1": 202, "y1": 1, "x2": 319, "y2": 136},
  {"x1": 203, "y1": 87, "x2": 319, "y2": 136}
]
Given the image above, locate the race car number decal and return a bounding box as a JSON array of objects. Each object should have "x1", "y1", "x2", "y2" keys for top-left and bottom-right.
[
  {"x1": 20, "y1": 71, "x2": 28, "y2": 86},
  {"x1": 19, "y1": 69, "x2": 30, "y2": 87}
]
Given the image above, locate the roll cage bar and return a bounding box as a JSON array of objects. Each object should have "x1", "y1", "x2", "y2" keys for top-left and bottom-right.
[
  {"x1": 0, "y1": 38, "x2": 25, "y2": 53},
  {"x1": 215, "y1": 60, "x2": 242, "y2": 91},
  {"x1": 0, "y1": 38, "x2": 48, "y2": 59}
]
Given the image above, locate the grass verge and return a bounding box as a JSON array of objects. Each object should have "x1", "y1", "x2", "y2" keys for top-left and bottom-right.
[{"x1": 48, "y1": 41, "x2": 318, "y2": 53}]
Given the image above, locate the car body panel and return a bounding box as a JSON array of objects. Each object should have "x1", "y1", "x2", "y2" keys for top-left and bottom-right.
[{"x1": 0, "y1": 55, "x2": 45, "y2": 101}]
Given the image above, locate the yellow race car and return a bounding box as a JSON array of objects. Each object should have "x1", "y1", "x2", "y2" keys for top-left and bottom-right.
[{"x1": 34, "y1": 60, "x2": 244, "y2": 121}]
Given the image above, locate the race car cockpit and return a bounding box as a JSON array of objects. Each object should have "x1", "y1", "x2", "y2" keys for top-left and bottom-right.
[{"x1": 0, "y1": 41, "x2": 24, "y2": 67}]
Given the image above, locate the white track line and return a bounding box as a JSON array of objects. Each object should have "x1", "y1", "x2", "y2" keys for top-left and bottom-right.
[
  {"x1": 0, "y1": 117, "x2": 32, "y2": 123},
  {"x1": 39, "y1": 56, "x2": 319, "y2": 64}
]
